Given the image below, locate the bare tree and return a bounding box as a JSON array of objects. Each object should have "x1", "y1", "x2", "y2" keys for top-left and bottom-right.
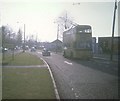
[
  {"x1": 1, "y1": 25, "x2": 17, "y2": 60},
  {"x1": 55, "y1": 11, "x2": 78, "y2": 40}
]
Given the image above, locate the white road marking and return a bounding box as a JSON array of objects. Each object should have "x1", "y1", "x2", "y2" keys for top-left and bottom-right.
[
  {"x1": 64, "y1": 61, "x2": 73, "y2": 65},
  {"x1": 45, "y1": 57, "x2": 52, "y2": 59},
  {"x1": 75, "y1": 93, "x2": 79, "y2": 98},
  {"x1": 37, "y1": 52, "x2": 42, "y2": 54}
]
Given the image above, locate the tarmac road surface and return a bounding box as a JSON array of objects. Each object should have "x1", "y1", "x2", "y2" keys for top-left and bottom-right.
[{"x1": 35, "y1": 51, "x2": 118, "y2": 99}]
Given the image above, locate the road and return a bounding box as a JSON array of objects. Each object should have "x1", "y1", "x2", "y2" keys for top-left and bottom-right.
[{"x1": 35, "y1": 51, "x2": 118, "y2": 99}]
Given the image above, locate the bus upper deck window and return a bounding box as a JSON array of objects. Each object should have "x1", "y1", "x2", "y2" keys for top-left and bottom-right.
[
  {"x1": 78, "y1": 30, "x2": 83, "y2": 33},
  {"x1": 85, "y1": 29, "x2": 92, "y2": 33}
]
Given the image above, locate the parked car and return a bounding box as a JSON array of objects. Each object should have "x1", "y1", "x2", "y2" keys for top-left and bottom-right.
[
  {"x1": 30, "y1": 47, "x2": 36, "y2": 52},
  {"x1": 42, "y1": 49, "x2": 50, "y2": 56}
]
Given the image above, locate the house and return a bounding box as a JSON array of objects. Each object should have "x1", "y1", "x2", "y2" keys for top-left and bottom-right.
[{"x1": 50, "y1": 39, "x2": 63, "y2": 52}]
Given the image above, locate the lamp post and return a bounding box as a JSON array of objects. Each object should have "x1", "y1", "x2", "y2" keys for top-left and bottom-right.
[
  {"x1": 23, "y1": 24, "x2": 25, "y2": 52},
  {"x1": 54, "y1": 20, "x2": 59, "y2": 53},
  {"x1": 56, "y1": 24, "x2": 59, "y2": 53},
  {"x1": 110, "y1": 0, "x2": 117, "y2": 61},
  {"x1": 57, "y1": 24, "x2": 59, "y2": 40}
]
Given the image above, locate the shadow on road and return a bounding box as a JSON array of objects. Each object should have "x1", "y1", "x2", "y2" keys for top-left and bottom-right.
[{"x1": 71, "y1": 58, "x2": 118, "y2": 77}]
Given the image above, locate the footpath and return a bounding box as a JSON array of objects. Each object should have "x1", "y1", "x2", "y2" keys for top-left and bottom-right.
[
  {"x1": 93, "y1": 53, "x2": 119, "y2": 62},
  {"x1": 55, "y1": 51, "x2": 119, "y2": 64},
  {"x1": 2, "y1": 51, "x2": 59, "y2": 99}
]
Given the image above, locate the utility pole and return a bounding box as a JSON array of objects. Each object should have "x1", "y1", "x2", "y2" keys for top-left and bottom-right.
[
  {"x1": 12, "y1": 32, "x2": 15, "y2": 60},
  {"x1": 56, "y1": 24, "x2": 59, "y2": 53},
  {"x1": 65, "y1": 12, "x2": 67, "y2": 29},
  {"x1": 57, "y1": 24, "x2": 59, "y2": 40},
  {"x1": 23, "y1": 24, "x2": 25, "y2": 52},
  {"x1": 36, "y1": 33, "x2": 37, "y2": 49},
  {"x1": 110, "y1": 0, "x2": 117, "y2": 61},
  {"x1": 2, "y1": 26, "x2": 5, "y2": 60}
]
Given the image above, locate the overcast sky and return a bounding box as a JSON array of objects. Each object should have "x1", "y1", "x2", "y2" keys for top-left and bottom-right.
[{"x1": 0, "y1": 0, "x2": 119, "y2": 42}]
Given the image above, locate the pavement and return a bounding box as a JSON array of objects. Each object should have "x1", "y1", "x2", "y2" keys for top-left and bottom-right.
[
  {"x1": 3, "y1": 65, "x2": 47, "y2": 68},
  {"x1": 53, "y1": 51, "x2": 119, "y2": 61},
  {"x1": 93, "y1": 53, "x2": 119, "y2": 62}
]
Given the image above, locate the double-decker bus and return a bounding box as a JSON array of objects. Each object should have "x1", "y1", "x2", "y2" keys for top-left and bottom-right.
[{"x1": 63, "y1": 25, "x2": 93, "y2": 59}]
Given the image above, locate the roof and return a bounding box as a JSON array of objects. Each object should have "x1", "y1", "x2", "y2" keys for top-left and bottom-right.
[
  {"x1": 63, "y1": 24, "x2": 92, "y2": 34},
  {"x1": 51, "y1": 39, "x2": 62, "y2": 44}
]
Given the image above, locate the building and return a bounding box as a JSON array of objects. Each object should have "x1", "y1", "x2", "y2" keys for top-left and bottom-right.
[
  {"x1": 92, "y1": 37, "x2": 97, "y2": 54},
  {"x1": 98, "y1": 36, "x2": 120, "y2": 54},
  {"x1": 50, "y1": 39, "x2": 63, "y2": 52}
]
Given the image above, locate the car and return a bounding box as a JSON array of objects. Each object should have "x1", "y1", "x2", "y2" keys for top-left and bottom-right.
[
  {"x1": 2, "y1": 47, "x2": 8, "y2": 52},
  {"x1": 30, "y1": 47, "x2": 36, "y2": 52},
  {"x1": 42, "y1": 49, "x2": 51, "y2": 56}
]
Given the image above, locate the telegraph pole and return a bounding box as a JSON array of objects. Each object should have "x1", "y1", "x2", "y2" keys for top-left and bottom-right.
[
  {"x1": 56, "y1": 24, "x2": 59, "y2": 53},
  {"x1": 65, "y1": 12, "x2": 67, "y2": 29},
  {"x1": 57, "y1": 24, "x2": 59, "y2": 40},
  {"x1": 110, "y1": 0, "x2": 117, "y2": 61},
  {"x1": 23, "y1": 24, "x2": 25, "y2": 52},
  {"x1": 36, "y1": 33, "x2": 38, "y2": 49}
]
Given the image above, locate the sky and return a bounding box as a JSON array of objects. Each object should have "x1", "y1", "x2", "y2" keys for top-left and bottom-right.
[{"x1": 0, "y1": 0, "x2": 119, "y2": 42}]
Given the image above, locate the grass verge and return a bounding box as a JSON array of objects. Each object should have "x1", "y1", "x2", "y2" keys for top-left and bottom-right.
[
  {"x1": 2, "y1": 67, "x2": 56, "y2": 99},
  {"x1": 3, "y1": 52, "x2": 44, "y2": 66},
  {"x1": 2, "y1": 52, "x2": 56, "y2": 99}
]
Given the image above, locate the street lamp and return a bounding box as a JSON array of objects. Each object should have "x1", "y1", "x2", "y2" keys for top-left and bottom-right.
[
  {"x1": 54, "y1": 21, "x2": 59, "y2": 53},
  {"x1": 23, "y1": 24, "x2": 25, "y2": 52}
]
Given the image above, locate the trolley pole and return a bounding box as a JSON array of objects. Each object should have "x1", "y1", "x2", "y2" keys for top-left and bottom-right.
[{"x1": 110, "y1": 0, "x2": 117, "y2": 61}]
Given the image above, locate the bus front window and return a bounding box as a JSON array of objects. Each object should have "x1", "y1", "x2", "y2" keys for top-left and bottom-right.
[{"x1": 84, "y1": 29, "x2": 92, "y2": 33}]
